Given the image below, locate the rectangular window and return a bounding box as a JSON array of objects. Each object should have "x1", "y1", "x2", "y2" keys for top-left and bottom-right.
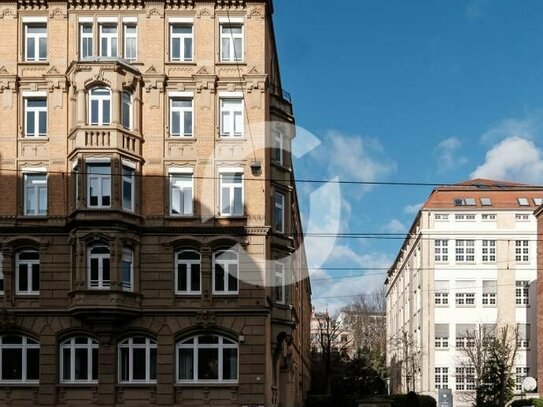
[
  {"x1": 434, "y1": 281, "x2": 449, "y2": 306},
  {"x1": 87, "y1": 163, "x2": 111, "y2": 208},
  {"x1": 455, "y1": 240, "x2": 475, "y2": 262},
  {"x1": 274, "y1": 192, "x2": 285, "y2": 233},
  {"x1": 24, "y1": 23, "x2": 47, "y2": 61},
  {"x1": 220, "y1": 23, "x2": 243, "y2": 62},
  {"x1": 122, "y1": 92, "x2": 132, "y2": 129},
  {"x1": 80, "y1": 23, "x2": 93, "y2": 59},
  {"x1": 516, "y1": 324, "x2": 530, "y2": 349},
  {"x1": 24, "y1": 173, "x2": 47, "y2": 216},
  {"x1": 123, "y1": 23, "x2": 137, "y2": 61},
  {"x1": 272, "y1": 130, "x2": 284, "y2": 164},
  {"x1": 122, "y1": 249, "x2": 133, "y2": 291},
  {"x1": 481, "y1": 240, "x2": 496, "y2": 262},
  {"x1": 176, "y1": 251, "x2": 201, "y2": 295},
  {"x1": 455, "y1": 366, "x2": 475, "y2": 390},
  {"x1": 24, "y1": 98, "x2": 47, "y2": 137},
  {"x1": 434, "y1": 213, "x2": 449, "y2": 220},
  {"x1": 170, "y1": 98, "x2": 193, "y2": 136},
  {"x1": 0, "y1": 253, "x2": 3, "y2": 295},
  {"x1": 455, "y1": 213, "x2": 475, "y2": 220},
  {"x1": 274, "y1": 261, "x2": 285, "y2": 304},
  {"x1": 220, "y1": 98, "x2": 243, "y2": 137},
  {"x1": 122, "y1": 165, "x2": 135, "y2": 212},
  {"x1": 515, "y1": 213, "x2": 530, "y2": 221},
  {"x1": 170, "y1": 172, "x2": 193, "y2": 216},
  {"x1": 455, "y1": 324, "x2": 475, "y2": 348},
  {"x1": 170, "y1": 24, "x2": 193, "y2": 62},
  {"x1": 481, "y1": 213, "x2": 496, "y2": 220},
  {"x1": 17, "y1": 251, "x2": 40, "y2": 295},
  {"x1": 434, "y1": 324, "x2": 449, "y2": 349},
  {"x1": 213, "y1": 251, "x2": 238, "y2": 294},
  {"x1": 516, "y1": 280, "x2": 529, "y2": 306},
  {"x1": 220, "y1": 171, "x2": 243, "y2": 216},
  {"x1": 455, "y1": 280, "x2": 475, "y2": 306},
  {"x1": 99, "y1": 23, "x2": 118, "y2": 57},
  {"x1": 435, "y1": 367, "x2": 449, "y2": 390},
  {"x1": 515, "y1": 240, "x2": 529, "y2": 263},
  {"x1": 516, "y1": 367, "x2": 529, "y2": 391},
  {"x1": 482, "y1": 280, "x2": 497, "y2": 305},
  {"x1": 434, "y1": 240, "x2": 448, "y2": 262}
]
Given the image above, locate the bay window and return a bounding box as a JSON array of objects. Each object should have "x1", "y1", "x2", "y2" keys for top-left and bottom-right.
[
  {"x1": 89, "y1": 87, "x2": 111, "y2": 126},
  {"x1": 88, "y1": 244, "x2": 110, "y2": 289}
]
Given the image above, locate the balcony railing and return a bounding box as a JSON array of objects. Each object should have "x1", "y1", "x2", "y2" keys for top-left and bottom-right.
[{"x1": 68, "y1": 126, "x2": 142, "y2": 157}]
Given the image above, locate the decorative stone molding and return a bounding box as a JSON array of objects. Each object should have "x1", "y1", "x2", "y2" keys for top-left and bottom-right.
[
  {"x1": 0, "y1": 66, "x2": 17, "y2": 108},
  {"x1": 164, "y1": 0, "x2": 195, "y2": 10},
  {"x1": 247, "y1": 7, "x2": 263, "y2": 19},
  {"x1": 49, "y1": 7, "x2": 67, "y2": 19},
  {"x1": 68, "y1": 0, "x2": 145, "y2": 10},
  {"x1": 146, "y1": 6, "x2": 164, "y2": 18},
  {"x1": 215, "y1": 0, "x2": 245, "y2": 9},
  {"x1": 0, "y1": 8, "x2": 16, "y2": 19},
  {"x1": 196, "y1": 7, "x2": 213, "y2": 18},
  {"x1": 194, "y1": 310, "x2": 216, "y2": 329}
]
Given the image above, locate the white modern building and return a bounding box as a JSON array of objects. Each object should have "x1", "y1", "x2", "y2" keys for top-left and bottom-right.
[{"x1": 385, "y1": 179, "x2": 541, "y2": 404}]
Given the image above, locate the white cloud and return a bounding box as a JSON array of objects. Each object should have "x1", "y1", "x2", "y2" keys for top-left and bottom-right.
[
  {"x1": 480, "y1": 116, "x2": 538, "y2": 145},
  {"x1": 471, "y1": 136, "x2": 543, "y2": 184},
  {"x1": 381, "y1": 219, "x2": 406, "y2": 234},
  {"x1": 434, "y1": 137, "x2": 468, "y2": 173},
  {"x1": 310, "y1": 248, "x2": 392, "y2": 314},
  {"x1": 404, "y1": 202, "x2": 423, "y2": 215}
]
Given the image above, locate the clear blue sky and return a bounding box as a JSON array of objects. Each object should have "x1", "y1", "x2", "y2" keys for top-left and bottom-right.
[{"x1": 273, "y1": 0, "x2": 543, "y2": 311}]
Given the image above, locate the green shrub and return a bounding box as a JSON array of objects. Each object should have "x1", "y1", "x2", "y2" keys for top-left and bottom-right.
[
  {"x1": 511, "y1": 399, "x2": 543, "y2": 407},
  {"x1": 390, "y1": 393, "x2": 436, "y2": 407},
  {"x1": 532, "y1": 399, "x2": 543, "y2": 407}
]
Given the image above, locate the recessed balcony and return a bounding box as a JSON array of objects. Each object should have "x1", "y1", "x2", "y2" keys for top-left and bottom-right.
[{"x1": 68, "y1": 126, "x2": 142, "y2": 158}]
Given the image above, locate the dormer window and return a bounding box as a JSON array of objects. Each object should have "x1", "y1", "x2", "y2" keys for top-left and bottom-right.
[{"x1": 517, "y1": 198, "x2": 529, "y2": 206}]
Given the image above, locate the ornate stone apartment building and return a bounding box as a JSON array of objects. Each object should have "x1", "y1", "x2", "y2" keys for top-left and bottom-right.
[
  {"x1": 386, "y1": 179, "x2": 540, "y2": 405},
  {"x1": 0, "y1": 0, "x2": 311, "y2": 405}
]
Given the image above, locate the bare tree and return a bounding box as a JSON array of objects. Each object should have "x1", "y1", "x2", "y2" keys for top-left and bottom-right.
[{"x1": 388, "y1": 328, "x2": 421, "y2": 393}]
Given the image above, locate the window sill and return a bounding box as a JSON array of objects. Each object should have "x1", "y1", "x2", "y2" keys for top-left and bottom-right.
[
  {"x1": 482, "y1": 305, "x2": 497, "y2": 308},
  {"x1": 435, "y1": 348, "x2": 449, "y2": 351},
  {"x1": 216, "y1": 61, "x2": 246, "y2": 66},
  {"x1": 165, "y1": 61, "x2": 197, "y2": 66},
  {"x1": 0, "y1": 382, "x2": 39, "y2": 386},
  {"x1": 435, "y1": 305, "x2": 450, "y2": 308},
  {"x1": 166, "y1": 215, "x2": 198, "y2": 219},
  {"x1": 212, "y1": 293, "x2": 239, "y2": 296},
  {"x1": 15, "y1": 293, "x2": 40, "y2": 297},
  {"x1": 167, "y1": 136, "x2": 196, "y2": 141},
  {"x1": 216, "y1": 215, "x2": 246, "y2": 220},
  {"x1": 455, "y1": 305, "x2": 476, "y2": 308},
  {"x1": 217, "y1": 136, "x2": 247, "y2": 141},
  {"x1": 116, "y1": 383, "x2": 157, "y2": 387},
  {"x1": 17, "y1": 215, "x2": 49, "y2": 220},
  {"x1": 18, "y1": 136, "x2": 49, "y2": 141},
  {"x1": 175, "y1": 382, "x2": 238, "y2": 387},
  {"x1": 18, "y1": 61, "x2": 49, "y2": 66},
  {"x1": 58, "y1": 382, "x2": 98, "y2": 387},
  {"x1": 516, "y1": 305, "x2": 531, "y2": 308},
  {"x1": 175, "y1": 292, "x2": 201, "y2": 296}
]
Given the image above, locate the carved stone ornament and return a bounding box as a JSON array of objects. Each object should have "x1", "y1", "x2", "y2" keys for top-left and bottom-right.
[
  {"x1": 0, "y1": 309, "x2": 16, "y2": 331},
  {"x1": 0, "y1": 8, "x2": 16, "y2": 19},
  {"x1": 146, "y1": 7, "x2": 164, "y2": 18},
  {"x1": 196, "y1": 7, "x2": 213, "y2": 19},
  {"x1": 247, "y1": 7, "x2": 264, "y2": 19},
  {"x1": 195, "y1": 310, "x2": 217, "y2": 329},
  {"x1": 49, "y1": 7, "x2": 67, "y2": 19}
]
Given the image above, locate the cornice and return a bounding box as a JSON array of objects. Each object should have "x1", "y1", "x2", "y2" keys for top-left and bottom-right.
[{"x1": 9, "y1": 0, "x2": 270, "y2": 10}]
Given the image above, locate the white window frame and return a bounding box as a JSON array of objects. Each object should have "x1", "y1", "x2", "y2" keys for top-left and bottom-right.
[
  {"x1": 99, "y1": 23, "x2": 118, "y2": 57},
  {"x1": 435, "y1": 291, "x2": 448, "y2": 305},
  {"x1": 219, "y1": 170, "x2": 244, "y2": 217},
  {"x1": 516, "y1": 324, "x2": 530, "y2": 349},
  {"x1": 24, "y1": 97, "x2": 47, "y2": 137},
  {"x1": 118, "y1": 337, "x2": 157, "y2": 384},
  {"x1": 455, "y1": 366, "x2": 475, "y2": 391},
  {"x1": 434, "y1": 239, "x2": 448, "y2": 262},
  {"x1": 274, "y1": 261, "x2": 285, "y2": 304},
  {"x1": 170, "y1": 23, "x2": 193, "y2": 62},
  {"x1": 87, "y1": 162, "x2": 111, "y2": 208},
  {"x1": 175, "y1": 250, "x2": 201, "y2": 295},
  {"x1": 80, "y1": 22, "x2": 93, "y2": 59},
  {"x1": 515, "y1": 213, "x2": 530, "y2": 221},
  {"x1": 122, "y1": 247, "x2": 133, "y2": 292},
  {"x1": 435, "y1": 367, "x2": 449, "y2": 390},
  {"x1": 481, "y1": 213, "x2": 496, "y2": 221},
  {"x1": 87, "y1": 244, "x2": 111, "y2": 289},
  {"x1": 220, "y1": 97, "x2": 244, "y2": 137},
  {"x1": 515, "y1": 367, "x2": 529, "y2": 392},
  {"x1": 0, "y1": 253, "x2": 4, "y2": 295},
  {"x1": 455, "y1": 292, "x2": 475, "y2": 306},
  {"x1": 176, "y1": 335, "x2": 238, "y2": 383},
  {"x1": 88, "y1": 87, "x2": 112, "y2": 126},
  {"x1": 435, "y1": 336, "x2": 448, "y2": 349},
  {"x1": 434, "y1": 213, "x2": 449, "y2": 221},
  {"x1": 169, "y1": 96, "x2": 194, "y2": 137},
  {"x1": 60, "y1": 337, "x2": 99, "y2": 384},
  {"x1": 16, "y1": 250, "x2": 40, "y2": 295},
  {"x1": 121, "y1": 91, "x2": 133, "y2": 130},
  {"x1": 272, "y1": 130, "x2": 284, "y2": 164},
  {"x1": 0, "y1": 336, "x2": 40, "y2": 384},
  {"x1": 122, "y1": 164, "x2": 135, "y2": 212},
  {"x1": 455, "y1": 239, "x2": 475, "y2": 262},
  {"x1": 213, "y1": 250, "x2": 239, "y2": 295},
  {"x1": 123, "y1": 23, "x2": 137, "y2": 61},
  {"x1": 515, "y1": 240, "x2": 529, "y2": 263},
  {"x1": 220, "y1": 22, "x2": 244, "y2": 62},
  {"x1": 481, "y1": 240, "x2": 496, "y2": 262},
  {"x1": 24, "y1": 172, "x2": 48, "y2": 216},
  {"x1": 274, "y1": 191, "x2": 285, "y2": 233},
  {"x1": 24, "y1": 23, "x2": 47, "y2": 62},
  {"x1": 169, "y1": 169, "x2": 194, "y2": 216},
  {"x1": 516, "y1": 280, "x2": 529, "y2": 306}
]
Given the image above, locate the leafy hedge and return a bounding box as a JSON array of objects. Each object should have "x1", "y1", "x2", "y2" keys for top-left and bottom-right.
[
  {"x1": 511, "y1": 399, "x2": 543, "y2": 407},
  {"x1": 390, "y1": 393, "x2": 436, "y2": 407}
]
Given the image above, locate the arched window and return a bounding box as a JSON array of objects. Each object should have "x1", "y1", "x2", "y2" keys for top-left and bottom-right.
[
  {"x1": 60, "y1": 336, "x2": 98, "y2": 383},
  {"x1": 175, "y1": 250, "x2": 200, "y2": 295},
  {"x1": 213, "y1": 249, "x2": 238, "y2": 294},
  {"x1": 118, "y1": 336, "x2": 156, "y2": 383},
  {"x1": 177, "y1": 334, "x2": 238, "y2": 383},
  {"x1": 16, "y1": 249, "x2": 40, "y2": 295},
  {"x1": 121, "y1": 91, "x2": 132, "y2": 129},
  {"x1": 122, "y1": 247, "x2": 133, "y2": 291},
  {"x1": 0, "y1": 335, "x2": 39, "y2": 383},
  {"x1": 89, "y1": 87, "x2": 111, "y2": 126},
  {"x1": 88, "y1": 244, "x2": 110, "y2": 289}
]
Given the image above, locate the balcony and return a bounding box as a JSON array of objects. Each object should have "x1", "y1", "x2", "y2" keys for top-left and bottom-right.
[{"x1": 68, "y1": 126, "x2": 142, "y2": 159}]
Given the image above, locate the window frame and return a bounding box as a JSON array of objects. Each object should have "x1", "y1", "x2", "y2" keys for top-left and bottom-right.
[
  {"x1": 170, "y1": 23, "x2": 193, "y2": 62},
  {"x1": 272, "y1": 130, "x2": 284, "y2": 165},
  {"x1": 99, "y1": 23, "x2": 118, "y2": 58},
  {"x1": 121, "y1": 91, "x2": 133, "y2": 130},
  {"x1": 274, "y1": 261, "x2": 285, "y2": 304},
  {"x1": 175, "y1": 250, "x2": 201, "y2": 295},
  {"x1": 87, "y1": 162, "x2": 112, "y2": 209},
  {"x1": 212, "y1": 250, "x2": 239, "y2": 295},
  {"x1": 169, "y1": 97, "x2": 194, "y2": 137},
  {"x1": 16, "y1": 250, "x2": 40, "y2": 296},
  {"x1": 118, "y1": 337, "x2": 157, "y2": 384},
  {"x1": 123, "y1": 23, "x2": 137, "y2": 62},
  {"x1": 59, "y1": 337, "x2": 99, "y2": 384},
  {"x1": 87, "y1": 244, "x2": 111, "y2": 290},
  {"x1": 434, "y1": 239, "x2": 449, "y2": 263},
  {"x1": 481, "y1": 240, "x2": 496, "y2": 262},
  {"x1": 219, "y1": 97, "x2": 244, "y2": 138},
  {"x1": 455, "y1": 239, "x2": 475, "y2": 262},
  {"x1": 23, "y1": 172, "x2": 48, "y2": 216},
  {"x1": 515, "y1": 240, "x2": 529, "y2": 263},
  {"x1": 273, "y1": 191, "x2": 285, "y2": 234},
  {"x1": 79, "y1": 22, "x2": 93, "y2": 60},
  {"x1": 122, "y1": 164, "x2": 135, "y2": 212},
  {"x1": 220, "y1": 23, "x2": 244, "y2": 62},
  {"x1": 435, "y1": 367, "x2": 449, "y2": 390},
  {"x1": 176, "y1": 335, "x2": 238, "y2": 384},
  {"x1": 515, "y1": 280, "x2": 529, "y2": 306},
  {"x1": 88, "y1": 87, "x2": 112, "y2": 126},
  {"x1": 24, "y1": 23, "x2": 47, "y2": 62},
  {"x1": 24, "y1": 97, "x2": 47, "y2": 137},
  {"x1": 0, "y1": 335, "x2": 40, "y2": 384},
  {"x1": 219, "y1": 171, "x2": 244, "y2": 217},
  {"x1": 122, "y1": 247, "x2": 134, "y2": 292},
  {"x1": 169, "y1": 170, "x2": 194, "y2": 216}
]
